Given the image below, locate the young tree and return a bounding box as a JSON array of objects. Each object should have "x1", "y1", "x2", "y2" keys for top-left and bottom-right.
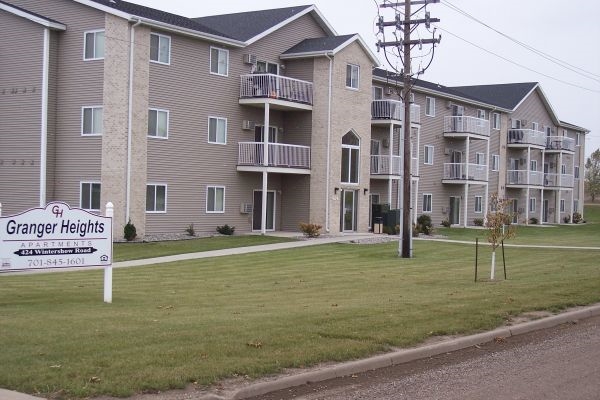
[
  {"x1": 485, "y1": 193, "x2": 516, "y2": 280},
  {"x1": 585, "y1": 149, "x2": 600, "y2": 202}
]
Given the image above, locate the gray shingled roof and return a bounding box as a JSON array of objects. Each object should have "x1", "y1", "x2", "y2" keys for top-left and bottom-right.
[
  {"x1": 89, "y1": 0, "x2": 232, "y2": 39},
  {"x1": 451, "y1": 82, "x2": 538, "y2": 110},
  {"x1": 282, "y1": 34, "x2": 356, "y2": 55},
  {"x1": 1, "y1": 0, "x2": 65, "y2": 26},
  {"x1": 192, "y1": 5, "x2": 313, "y2": 42}
]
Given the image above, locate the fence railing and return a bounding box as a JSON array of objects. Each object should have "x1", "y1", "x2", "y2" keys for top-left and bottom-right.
[
  {"x1": 370, "y1": 155, "x2": 402, "y2": 175},
  {"x1": 546, "y1": 136, "x2": 575, "y2": 151},
  {"x1": 507, "y1": 129, "x2": 546, "y2": 146},
  {"x1": 443, "y1": 163, "x2": 487, "y2": 181},
  {"x1": 238, "y1": 142, "x2": 310, "y2": 169},
  {"x1": 371, "y1": 100, "x2": 421, "y2": 124},
  {"x1": 544, "y1": 173, "x2": 574, "y2": 188},
  {"x1": 240, "y1": 74, "x2": 313, "y2": 105},
  {"x1": 506, "y1": 170, "x2": 544, "y2": 185},
  {"x1": 444, "y1": 116, "x2": 490, "y2": 137}
]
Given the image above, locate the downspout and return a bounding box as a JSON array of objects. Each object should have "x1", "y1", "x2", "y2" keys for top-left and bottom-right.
[
  {"x1": 126, "y1": 19, "x2": 142, "y2": 224},
  {"x1": 324, "y1": 54, "x2": 333, "y2": 232},
  {"x1": 40, "y1": 28, "x2": 50, "y2": 206}
]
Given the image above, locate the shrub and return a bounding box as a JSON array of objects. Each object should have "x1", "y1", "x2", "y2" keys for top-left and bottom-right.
[
  {"x1": 563, "y1": 214, "x2": 571, "y2": 224},
  {"x1": 216, "y1": 224, "x2": 235, "y2": 235},
  {"x1": 185, "y1": 224, "x2": 196, "y2": 236},
  {"x1": 299, "y1": 222, "x2": 322, "y2": 238},
  {"x1": 529, "y1": 217, "x2": 538, "y2": 225},
  {"x1": 572, "y1": 212, "x2": 582, "y2": 224},
  {"x1": 473, "y1": 218, "x2": 484, "y2": 227},
  {"x1": 124, "y1": 219, "x2": 137, "y2": 241},
  {"x1": 416, "y1": 214, "x2": 434, "y2": 235},
  {"x1": 441, "y1": 219, "x2": 451, "y2": 228}
]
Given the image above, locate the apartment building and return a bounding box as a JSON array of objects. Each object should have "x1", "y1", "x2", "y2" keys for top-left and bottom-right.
[{"x1": 0, "y1": 0, "x2": 588, "y2": 238}]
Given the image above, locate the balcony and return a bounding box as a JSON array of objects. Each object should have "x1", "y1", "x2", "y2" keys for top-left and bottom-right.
[
  {"x1": 239, "y1": 74, "x2": 313, "y2": 110},
  {"x1": 506, "y1": 170, "x2": 544, "y2": 186},
  {"x1": 507, "y1": 129, "x2": 546, "y2": 147},
  {"x1": 371, "y1": 100, "x2": 421, "y2": 124},
  {"x1": 546, "y1": 136, "x2": 575, "y2": 152},
  {"x1": 370, "y1": 155, "x2": 402, "y2": 177},
  {"x1": 443, "y1": 116, "x2": 490, "y2": 138},
  {"x1": 237, "y1": 142, "x2": 310, "y2": 174},
  {"x1": 442, "y1": 163, "x2": 487, "y2": 183},
  {"x1": 544, "y1": 173, "x2": 574, "y2": 188}
]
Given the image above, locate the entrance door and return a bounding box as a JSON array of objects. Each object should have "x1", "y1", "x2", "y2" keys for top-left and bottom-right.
[
  {"x1": 512, "y1": 199, "x2": 518, "y2": 223},
  {"x1": 341, "y1": 190, "x2": 357, "y2": 232},
  {"x1": 370, "y1": 139, "x2": 381, "y2": 173},
  {"x1": 451, "y1": 104, "x2": 464, "y2": 131},
  {"x1": 253, "y1": 190, "x2": 275, "y2": 231},
  {"x1": 543, "y1": 199, "x2": 549, "y2": 223},
  {"x1": 449, "y1": 196, "x2": 460, "y2": 225},
  {"x1": 451, "y1": 151, "x2": 462, "y2": 179}
]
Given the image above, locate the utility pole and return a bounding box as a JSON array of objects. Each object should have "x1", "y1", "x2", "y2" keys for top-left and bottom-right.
[{"x1": 376, "y1": 0, "x2": 441, "y2": 258}]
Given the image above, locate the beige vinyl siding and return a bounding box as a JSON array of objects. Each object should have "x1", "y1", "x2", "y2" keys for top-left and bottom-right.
[
  {"x1": 46, "y1": 31, "x2": 60, "y2": 203},
  {"x1": 280, "y1": 175, "x2": 310, "y2": 231},
  {"x1": 0, "y1": 12, "x2": 44, "y2": 215}
]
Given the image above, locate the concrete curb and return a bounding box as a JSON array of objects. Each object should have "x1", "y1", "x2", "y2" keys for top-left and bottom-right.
[
  {"x1": 0, "y1": 389, "x2": 46, "y2": 400},
  {"x1": 230, "y1": 304, "x2": 600, "y2": 400}
]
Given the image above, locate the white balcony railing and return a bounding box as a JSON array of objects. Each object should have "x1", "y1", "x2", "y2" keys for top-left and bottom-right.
[
  {"x1": 544, "y1": 173, "x2": 574, "y2": 188},
  {"x1": 444, "y1": 116, "x2": 490, "y2": 137},
  {"x1": 371, "y1": 100, "x2": 421, "y2": 124},
  {"x1": 238, "y1": 142, "x2": 310, "y2": 169},
  {"x1": 546, "y1": 136, "x2": 575, "y2": 152},
  {"x1": 508, "y1": 129, "x2": 546, "y2": 146},
  {"x1": 240, "y1": 74, "x2": 313, "y2": 105},
  {"x1": 370, "y1": 155, "x2": 402, "y2": 175},
  {"x1": 506, "y1": 170, "x2": 544, "y2": 185},
  {"x1": 443, "y1": 163, "x2": 487, "y2": 181}
]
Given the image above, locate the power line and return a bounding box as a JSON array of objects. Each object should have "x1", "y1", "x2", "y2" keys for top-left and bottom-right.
[
  {"x1": 441, "y1": 0, "x2": 600, "y2": 84},
  {"x1": 435, "y1": 26, "x2": 600, "y2": 94}
]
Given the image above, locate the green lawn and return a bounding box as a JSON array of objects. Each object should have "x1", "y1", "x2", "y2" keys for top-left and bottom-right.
[{"x1": 1, "y1": 234, "x2": 599, "y2": 398}]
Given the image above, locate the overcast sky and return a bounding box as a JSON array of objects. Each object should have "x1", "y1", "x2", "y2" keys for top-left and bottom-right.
[{"x1": 133, "y1": 0, "x2": 600, "y2": 159}]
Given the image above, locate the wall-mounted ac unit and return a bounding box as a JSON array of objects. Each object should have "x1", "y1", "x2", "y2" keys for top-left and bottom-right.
[
  {"x1": 385, "y1": 87, "x2": 394, "y2": 95},
  {"x1": 521, "y1": 119, "x2": 528, "y2": 127},
  {"x1": 444, "y1": 148, "x2": 451, "y2": 155},
  {"x1": 242, "y1": 120, "x2": 255, "y2": 130},
  {"x1": 243, "y1": 53, "x2": 257, "y2": 64},
  {"x1": 240, "y1": 203, "x2": 253, "y2": 214}
]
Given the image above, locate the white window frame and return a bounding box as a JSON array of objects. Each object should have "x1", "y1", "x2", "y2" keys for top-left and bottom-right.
[
  {"x1": 146, "y1": 184, "x2": 167, "y2": 213},
  {"x1": 255, "y1": 60, "x2": 279, "y2": 74},
  {"x1": 576, "y1": 133, "x2": 581, "y2": 146},
  {"x1": 477, "y1": 109, "x2": 486, "y2": 119},
  {"x1": 372, "y1": 86, "x2": 383, "y2": 100},
  {"x1": 150, "y1": 33, "x2": 171, "y2": 65},
  {"x1": 210, "y1": 47, "x2": 229, "y2": 76},
  {"x1": 530, "y1": 159, "x2": 537, "y2": 172},
  {"x1": 474, "y1": 196, "x2": 483, "y2": 213},
  {"x1": 492, "y1": 112, "x2": 500, "y2": 130},
  {"x1": 148, "y1": 108, "x2": 169, "y2": 139},
  {"x1": 561, "y1": 164, "x2": 567, "y2": 174},
  {"x1": 492, "y1": 155, "x2": 500, "y2": 171},
  {"x1": 346, "y1": 63, "x2": 360, "y2": 90},
  {"x1": 341, "y1": 132, "x2": 360, "y2": 184},
  {"x1": 206, "y1": 186, "x2": 225, "y2": 213},
  {"x1": 80, "y1": 181, "x2": 101, "y2": 211},
  {"x1": 208, "y1": 116, "x2": 227, "y2": 144},
  {"x1": 423, "y1": 193, "x2": 432, "y2": 213},
  {"x1": 529, "y1": 197, "x2": 536, "y2": 213},
  {"x1": 83, "y1": 29, "x2": 105, "y2": 61},
  {"x1": 81, "y1": 106, "x2": 103, "y2": 136},
  {"x1": 425, "y1": 97, "x2": 435, "y2": 117},
  {"x1": 476, "y1": 152, "x2": 485, "y2": 165},
  {"x1": 574, "y1": 166, "x2": 580, "y2": 179},
  {"x1": 560, "y1": 198, "x2": 565, "y2": 213},
  {"x1": 424, "y1": 145, "x2": 434, "y2": 165},
  {"x1": 532, "y1": 122, "x2": 539, "y2": 131}
]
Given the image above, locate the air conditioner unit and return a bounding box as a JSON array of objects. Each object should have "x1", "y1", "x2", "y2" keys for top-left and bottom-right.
[
  {"x1": 385, "y1": 87, "x2": 394, "y2": 95},
  {"x1": 240, "y1": 203, "x2": 253, "y2": 214},
  {"x1": 521, "y1": 119, "x2": 528, "y2": 127},
  {"x1": 444, "y1": 148, "x2": 451, "y2": 155},
  {"x1": 243, "y1": 53, "x2": 257, "y2": 64},
  {"x1": 242, "y1": 120, "x2": 255, "y2": 130}
]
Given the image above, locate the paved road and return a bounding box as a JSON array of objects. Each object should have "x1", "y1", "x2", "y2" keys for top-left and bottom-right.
[{"x1": 251, "y1": 315, "x2": 600, "y2": 400}]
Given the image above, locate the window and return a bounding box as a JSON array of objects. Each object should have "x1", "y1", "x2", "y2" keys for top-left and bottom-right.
[
  {"x1": 425, "y1": 97, "x2": 435, "y2": 117},
  {"x1": 80, "y1": 182, "x2": 101, "y2": 210},
  {"x1": 560, "y1": 199, "x2": 565, "y2": 213},
  {"x1": 346, "y1": 64, "x2": 360, "y2": 89},
  {"x1": 532, "y1": 122, "x2": 539, "y2": 131},
  {"x1": 255, "y1": 60, "x2": 278, "y2": 74},
  {"x1": 423, "y1": 194, "x2": 432, "y2": 213},
  {"x1": 84, "y1": 30, "x2": 105, "y2": 60},
  {"x1": 477, "y1": 109, "x2": 486, "y2": 119},
  {"x1": 424, "y1": 145, "x2": 434, "y2": 165},
  {"x1": 208, "y1": 117, "x2": 227, "y2": 144},
  {"x1": 563, "y1": 129, "x2": 567, "y2": 137},
  {"x1": 206, "y1": 186, "x2": 225, "y2": 213},
  {"x1": 546, "y1": 126, "x2": 552, "y2": 136},
  {"x1": 475, "y1": 196, "x2": 482, "y2": 213},
  {"x1": 576, "y1": 133, "x2": 581, "y2": 146},
  {"x1": 210, "y1": 47, "x2": 229, "y2": 76},
  {"x1": 476, "y1": 152, "x2": 485, "y2": 165},
  {"x1": 150, "y1": 33, "x2": 171, "y2": 64},
  {"x1": 575, "y1": 166, "x2": 580, "y2": 179},
  {"x1": 341, "y1": 131, "x2": 360, "y2": 184},
  {"x1": 492, "y1": 155, "x2": 500, "y2": 171},
  {"x1": 82, "y1": 106, "x2": 103, "y2": 135},
  {"x1": 561, "y1": 164, "x2": 567, "y2": 174},
  {"x1": 530, "y1": 160, "x2": 537, "y2": 171},
  {"x1": 529, "y1": 197, "x2": 536, "y2": 213},
  {"x1": 146, "y1": 184, "x2": 166, "y2": 212},
  {"x1": 492, "y1": 113, "x2": 500, "y2": 130},
  {"x1": 372, "y1": 86, "x2": 383, "y2": 100},
  {"x1": 148, "y1": 109, "x2": 169, "y2": 138}
]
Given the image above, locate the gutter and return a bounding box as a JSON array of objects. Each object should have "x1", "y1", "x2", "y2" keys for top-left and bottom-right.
[{"x1": 126, "y1": 19, "x2": 142, "y2": 224}]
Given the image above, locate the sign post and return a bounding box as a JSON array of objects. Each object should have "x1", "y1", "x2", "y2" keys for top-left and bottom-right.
[{"x1": 0, "y1": 202, "x2": 113, "y2": 302}]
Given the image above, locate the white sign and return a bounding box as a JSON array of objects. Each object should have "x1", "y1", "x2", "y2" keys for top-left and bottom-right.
[{"x1": 0, "y1": 202, "x2": 112, "y2": 273}]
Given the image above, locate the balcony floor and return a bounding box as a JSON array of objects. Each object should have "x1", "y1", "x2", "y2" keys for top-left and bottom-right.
[
  {"x1": 237, "y1": 165, "x2": 311, "y2": 175},
  {"x1": 239, "y1": 97, "x2": 313, "y2": 111}
]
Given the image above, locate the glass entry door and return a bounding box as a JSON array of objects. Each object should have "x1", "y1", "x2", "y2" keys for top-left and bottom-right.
[
  {"x1": 449, "y1": 196, "x2": 461, "y2": 225},
  {"x1": 341, "y1": 190, "x2": 358, "y2": 232},
  {"x1": 253, "y1": 190, "x2": 275, "y2": 231}
]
